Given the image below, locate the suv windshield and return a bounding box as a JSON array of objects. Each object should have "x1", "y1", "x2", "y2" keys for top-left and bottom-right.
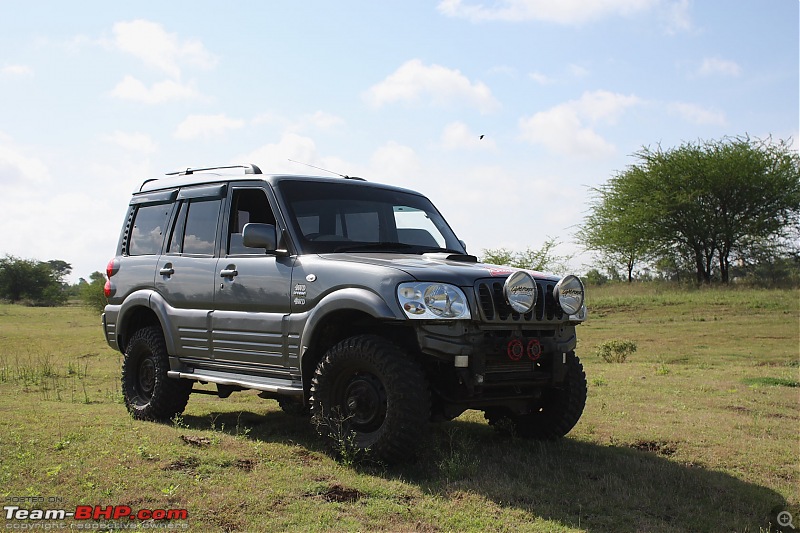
[{"x1": 277, "y1": 180, "x2": 466, "y2": 255}]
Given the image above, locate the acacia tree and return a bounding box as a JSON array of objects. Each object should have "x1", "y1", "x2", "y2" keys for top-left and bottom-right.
[
  {"x1": 579, "y1": 136, "x2": 800, "y2": 284},
  {"x1": 577, "y1": 166, "x2": 657, "y2": 282}
]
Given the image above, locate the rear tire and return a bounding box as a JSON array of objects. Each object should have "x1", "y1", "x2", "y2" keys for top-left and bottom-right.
[
  {"x1": 310, "y1": 334, "x2": 430, "y2": 464},
  {"x1": 485, "y1": 351, "x2": 587, "y2": 439},
  {"x1": 122, "y1": 326, "x2": 192, "y2": 421}
]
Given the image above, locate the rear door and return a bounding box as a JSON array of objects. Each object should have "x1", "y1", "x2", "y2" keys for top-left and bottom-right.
[
  {"x1": 211, "y1": 185, "x2": 295, "y2": 374},
  {"x1": 155, "y1": 184, "x2": 225, "y2": 360}
]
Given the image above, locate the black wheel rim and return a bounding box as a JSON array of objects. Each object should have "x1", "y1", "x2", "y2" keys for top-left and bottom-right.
[
  {"x1": 136, "y1": 357, "x2": 156, "y2": 400},
  {"x1": 340, "y1": 371, "x2": 386, "y2": 432}
]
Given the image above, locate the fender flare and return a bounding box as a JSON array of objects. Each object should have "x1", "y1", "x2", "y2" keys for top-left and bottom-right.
[
  {"x1": 298, "y1": 287, "x2": 404, "y2": 358},
  {"x1": 116, "y1": 290, "x2": 178, "y2": 355}
]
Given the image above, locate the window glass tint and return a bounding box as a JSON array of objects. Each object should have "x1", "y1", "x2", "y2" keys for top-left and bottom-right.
[
  {"x1": 395, "y1": 207, "x2": 445, "y2": 247},
  {"x1": 167, "y1": 201, "x2": 188, "y2": 253},
  {"x1": 129, "y1": 203, "x2": 172, "y2": 255},
  {"x1": 344, "y1": 211, "x2": 379, "y2": 241},
  {"x1": 182, "y1": 199, "x2": 221, "y2": 255},
  {"x1": 227, "y1": 189, "x2": 276, "y2": 254},
  {"x1": 278, "y1": 180, "x2": 464, "y2": 254}
]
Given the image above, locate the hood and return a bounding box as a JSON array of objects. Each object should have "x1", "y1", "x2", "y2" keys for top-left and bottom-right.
[{"x1": 319, "y1": 252, "x2": 561, "y2": 286}]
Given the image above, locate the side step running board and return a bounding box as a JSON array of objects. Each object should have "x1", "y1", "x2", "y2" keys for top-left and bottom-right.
[{"x1": 168, "y1": 370, "x2": 303, "y2": 397}]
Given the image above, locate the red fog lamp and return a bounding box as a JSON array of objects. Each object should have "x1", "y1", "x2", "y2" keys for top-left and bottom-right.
[
  {"x1": 507, "y1": 338, "x2": 524, "y2": 361},
  {"x1": 527, "y1": 339, "x2": 542, "y2": 361}
]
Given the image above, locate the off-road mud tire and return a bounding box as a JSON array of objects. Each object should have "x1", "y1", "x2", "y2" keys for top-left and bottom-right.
[
  {"x1": 122, "y1": 326, "x2": 192, "y2": 421},
  {"x1": 485, "y1": 351, "x2": 587, "y2": 439},
  {"x1": 310, "y1": 334, "x2": 430, "y2": 464}
]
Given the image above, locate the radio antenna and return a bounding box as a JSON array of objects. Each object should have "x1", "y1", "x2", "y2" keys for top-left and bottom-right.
[{"x1": 288, "y1": 159, "x2": 363, "y2": 180}]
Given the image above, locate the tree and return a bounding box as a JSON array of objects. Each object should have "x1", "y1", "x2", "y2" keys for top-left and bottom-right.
[
  {"x1": 79, "y1": 271, "x2": 107, "y2": 312},
  {"x1": 481, "y1": 237, "x2": 573, "y2": 273},
  {"x1": 0, "y1": 255, "x2": 68, "y2": 305},
  {"x1": 577, "y1": 167, "x2": 657, "y2": 282},
  {"x1": 578, "y1": 136, "x2": 800, "y2": 284}
]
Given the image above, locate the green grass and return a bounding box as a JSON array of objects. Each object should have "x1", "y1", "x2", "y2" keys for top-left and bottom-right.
[{"x1": 0, "y1": 285, "x2": 798, "y2": 532}]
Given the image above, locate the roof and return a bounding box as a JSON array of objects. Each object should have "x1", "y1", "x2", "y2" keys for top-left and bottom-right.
[{"x1": 135, "y1": 163, "x2": 422, "y2": 197}]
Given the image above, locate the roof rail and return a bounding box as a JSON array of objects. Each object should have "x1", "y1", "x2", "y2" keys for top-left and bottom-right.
[{"x1": 165, "y1": 163, "x2": 262, "y2": 176}]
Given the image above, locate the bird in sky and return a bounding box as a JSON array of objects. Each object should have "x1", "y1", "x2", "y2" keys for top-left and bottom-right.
[{"x1": 479, "y1": 134, "x2": 484, "y2": 140}]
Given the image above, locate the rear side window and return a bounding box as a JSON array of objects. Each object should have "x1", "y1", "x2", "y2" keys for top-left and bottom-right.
[
  {"x1": 167, "y1": 199, "x2": 222, "y2": 256},
  {"x1": 128, "y1": 203, "x2": 172, "y2": 256},
  {"x1": 183, "y1": 200, "x2": 221, "y2": 255}
]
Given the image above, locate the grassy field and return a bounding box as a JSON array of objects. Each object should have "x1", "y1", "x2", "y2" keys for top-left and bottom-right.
[{"x1": 0, "y1": 284, "x2": 797, "y2": 532}]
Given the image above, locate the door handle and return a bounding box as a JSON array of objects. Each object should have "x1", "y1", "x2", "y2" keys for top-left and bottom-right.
[
  {"x1": 159, "y1": 266, "x2": 175, "y2": 276},
  {"x1": 220, "y1": 268, "x2": 238, "y2": 278}
]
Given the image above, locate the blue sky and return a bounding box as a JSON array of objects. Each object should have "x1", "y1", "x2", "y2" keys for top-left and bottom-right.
[{"x1": 1, "y1": 1, "x2": 797, "y2": 282}]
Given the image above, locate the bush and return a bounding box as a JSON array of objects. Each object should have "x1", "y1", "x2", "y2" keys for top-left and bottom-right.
[
  {"x1": 79, "y1": 272, "x2": 107, "y2": 313},
  {"x1": 596, "y1": 339, "x2": 637, "y2": 363}
]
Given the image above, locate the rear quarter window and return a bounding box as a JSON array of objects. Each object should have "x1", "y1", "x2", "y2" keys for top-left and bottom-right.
[{"x1": 128, "y1": 203, "x2": 172, "y2": 255}]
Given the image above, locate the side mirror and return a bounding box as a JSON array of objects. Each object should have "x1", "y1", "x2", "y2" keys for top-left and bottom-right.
[
  {"x1": 242, "y1": 223, "x2": 277, "y2": 252},
  {"x1": 459, "y1": 240, "x2": 468, "y2": 253}
]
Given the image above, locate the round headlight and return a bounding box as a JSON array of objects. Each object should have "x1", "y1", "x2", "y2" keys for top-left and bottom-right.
[
  {"x1": 554, "y1": 275, "x2": 585, "y2": 315},
  {"x1": 503, "y1": 271, "x2": 537, "y2": 313},
  {"x1": 398, "y1": 282, "x2": 470, "y2": 320},
  {"x1": 424, "y1": 284, "x2": 467, "y2": 318}
]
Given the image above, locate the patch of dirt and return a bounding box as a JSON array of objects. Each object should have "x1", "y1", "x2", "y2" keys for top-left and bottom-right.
[
  {"x1": 630, "y1": 440, "x2": 677, "y2": 456},
  {"x1": 163, "y1": 456, "x2": 200, "y2": 472},
  {"x1": 724, "y1": 405, "x2": 752, "y2": 414},
  {"x1": 234, "y1": 458, "x2": 255, "y2": 471},
  {"x1": 293, "y1": 447, "x2": 320, "y2": 465},
  {"x1": 306, "y1": 484, "x2": 363, "y2": 503},
  {"x1": 180, "y1": 435, "x2": 211, "y2": 447},
  {"x1": 323, "y1": 484, "x2": 362, "y2": 503}
]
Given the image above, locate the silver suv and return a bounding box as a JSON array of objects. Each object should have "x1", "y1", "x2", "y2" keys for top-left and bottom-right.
[{"x1": 102, "y1": 164, "x2": 588, "y2": 463}]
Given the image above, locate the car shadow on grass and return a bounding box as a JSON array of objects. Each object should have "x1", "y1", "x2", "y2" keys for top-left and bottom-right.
[{"x1": 179, "y1": 409, "x2": 789, "y2": 532}]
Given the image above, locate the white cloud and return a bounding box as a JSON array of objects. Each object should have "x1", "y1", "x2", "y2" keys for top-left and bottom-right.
[
  {"x1": 519, "y1": 90, "x2": 641, "y2": 157},
  {"x1": 568, "y1": 64, "x2": 590, "y2": 78},
  {"x1": 174, "y1": 114, "x2": 245, "y2": 140},
  {"x1": 437, "y1": 0, "x2": 657, "y2": 25},
  {"x1": 1, "y1": 65, "x2": 34, "y2": 77},
  {"x1": 0, "y1": 135, "x2": 50, "y2": 186},
  {"x1": 364, "y1": 59, "x2": 500, "y2": 114},
  {"x1": 697, "y1": 57, "x2": 742, "y2": 77},
  {"x1": 440, "y1": 122, "x2": 496, "y2": 150},
  {"x1": 572, "y1": 90, "x2": 641, "y2": 123},
  {"x1": 368, "y1": 142, "x2": 424, "y2": 189},
  {"x1": 662, "y1": 0, "x2": 692, "y2": 35},
  {"x1": 237, "y1": 133, "x2": 320, "y2": 173},
  {"x1": 110, "y1": 75, "x2": 203, "y2": 104},
  {"x1": 669, "y1": 102, "x2": 726, "y2": 125},
  {"x1": 529, "y1": 71, "x2": 555, "y2": 85},
  {"x1": 287, "y1": 111, "x2": 346, "y2": 132},
  {"x1": 104, "y1": 131, "x2": 157, "y2": 153},
  {"x1": 112, "y1": 19, "x2": 217, "y2": 78}
]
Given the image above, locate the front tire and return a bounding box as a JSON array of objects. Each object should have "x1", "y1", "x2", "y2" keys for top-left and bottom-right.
[
  {"x1": 310, "y1": 335, "x2": 430, "y2": 464},
  {"x1": 122, "y1": 325, "x2": 192, "y2": 421},
  {"x1": 485, "y1": 351, "x2": 587, "y2": 439}
]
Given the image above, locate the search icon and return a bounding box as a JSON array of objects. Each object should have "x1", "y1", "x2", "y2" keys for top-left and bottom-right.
[{"x1": 777, "y1": 510, "x2": 796, "y2": 530}]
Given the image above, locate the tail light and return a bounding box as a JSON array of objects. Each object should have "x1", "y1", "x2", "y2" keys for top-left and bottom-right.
[{"x1": 104, "y1": 258, "x2": 119, "y2": 298}]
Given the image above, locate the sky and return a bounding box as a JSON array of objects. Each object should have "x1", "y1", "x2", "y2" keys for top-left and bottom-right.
[{"x1": 1, "y1": 1, "x2": 797, "y2": 283}]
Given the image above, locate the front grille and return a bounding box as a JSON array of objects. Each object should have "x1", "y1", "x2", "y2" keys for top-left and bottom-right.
[{"x1": 475, "y1": 278, "x2": 564, "y2": 323}]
